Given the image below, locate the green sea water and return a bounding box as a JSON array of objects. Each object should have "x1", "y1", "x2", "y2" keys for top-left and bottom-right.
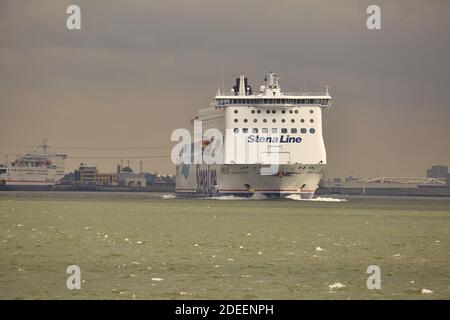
[{"x1": 0, "y1": 191, "x2": 449, "y2": 299}]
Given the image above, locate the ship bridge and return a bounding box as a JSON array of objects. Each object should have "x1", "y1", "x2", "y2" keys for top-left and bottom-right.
[{"x1": 214, "y1": 73, "x2": 332, "y2": 108}]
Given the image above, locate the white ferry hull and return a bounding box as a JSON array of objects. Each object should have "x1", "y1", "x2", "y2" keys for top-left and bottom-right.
[
  {"x1": 176, "y1": 164, "x2": 324, "y2": 199},
  {"x1": 1, "y1": 180, "x2": 55, "y2": 186}
]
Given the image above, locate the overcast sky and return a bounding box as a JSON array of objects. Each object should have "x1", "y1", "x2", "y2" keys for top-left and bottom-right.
[{"x1": 1, "y1": 0, "x2": 449, "y2": 178}]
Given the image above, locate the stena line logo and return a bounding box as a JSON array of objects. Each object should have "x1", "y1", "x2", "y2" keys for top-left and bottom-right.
[{"x1": 247, "y1": 135, "x2": 302, "y2": 143}]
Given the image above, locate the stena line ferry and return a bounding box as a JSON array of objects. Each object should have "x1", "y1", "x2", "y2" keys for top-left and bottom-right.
[{"x1": 175, "y1": 73, "x2": 332, "y2": 199}]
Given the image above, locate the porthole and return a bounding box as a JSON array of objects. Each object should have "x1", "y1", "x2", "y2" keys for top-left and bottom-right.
[
  {"x1": 266, "y1": 110, "x2": 270, "y2": 114},
  {"x1": 272, "y1": 110, "x2": 276, "y2": 114},
  {"x1": 301, "y1": 119, "x2": 305, "y2": 123},
  {"x1": 233, "y1": 128, "x2": 239, "y2": 133},
  {"x1": 263, "y1": 119, "x2": 267, "y2": 123},
  {"x1": 309, "y1": 110, "x2": 314, "y2": 114},
  {"x1": 282, "y1": 110, "x2": 286, "y2": 114},
  {"x1": 295, "y1": 110, "x2": 299, "y2": 114},
  {"x1": 291, "y1": 119, "x2": 295, "y2": 123},
  {"x1": 272, "y1": 119, "x2": 277, "y2": 123},
  {"x1": 289, "y1": 110, "x2": 293, "y2": 114},
  {"x1": 251, "y1": 110, "x2": 255, "y2": 114},
  {"x1": 281, "y1": 119, "x2": 286, "y2": 123},
  {"x1": 243, "y1": 128, "x2": 249, "y2": 133},
  {"x1": 257, "y1": 110, "x2": 261, "y2": 114},
  {"x1": 310, "y1": 128, "x2": 316, "y2": 134},
  {"x1": 244, "y1": 119, "x2": 248, "y2": 123},
  {"x1": 253, "y1": 119, "x2": 257, "y2": 123},
  {"x1": 310, "y1": 119, "x2": 314, "y2": 123},
  {"x1": 234, "y1": 110, "x2": 238, "y2": 114},
  {"x1": 234, "y1": 119, "x2": 238, "y2": 123},
  {"x1": 301, "y1": 128, "x2": 307, "y2": 134}
]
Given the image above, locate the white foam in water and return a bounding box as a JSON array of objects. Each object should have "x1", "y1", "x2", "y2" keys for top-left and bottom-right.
[
  {"x1": 161, "y1": 194, "x2": 176, "y2": 199},
  {"x1": 328, "y1": 282, "x2": 346, "y2": 290},
  {"x1": 209, "y1": 195, "x2": 252, "y2": 200},
  {"x1": 210, "y1": 193, "x2": 268, "y2": 200},
  {"x1": 286, "y1": 195, "x2": 347, "y2": 202}
]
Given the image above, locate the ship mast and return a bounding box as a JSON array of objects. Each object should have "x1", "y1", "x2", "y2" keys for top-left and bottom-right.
[{"x1": 40, "y1": 138, "x2": 49, "y2": 153}]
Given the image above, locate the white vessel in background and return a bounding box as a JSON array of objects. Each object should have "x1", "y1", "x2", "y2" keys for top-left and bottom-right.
[
  {"x1": 0, "y1": 140, "x2": 67, "y2": 186},
  {"x1": 175, "y1": 73, "x2": 332, "y2": 199}
]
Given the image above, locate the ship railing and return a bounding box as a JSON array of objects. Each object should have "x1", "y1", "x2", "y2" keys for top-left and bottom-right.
[
  {"x1": 213, "y1": 99, "x2": 332, "y2": 107},
  {"x1": 216, "y1": 90, "x2": 330, "y2": 97}
]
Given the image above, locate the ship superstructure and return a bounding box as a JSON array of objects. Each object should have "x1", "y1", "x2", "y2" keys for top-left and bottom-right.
[
  {"x1": 0, "y1": 141, "x2": 67, "y2": 186},
  {"x1": 175, "y1": 73, "x2": 332, "y2": 199}
]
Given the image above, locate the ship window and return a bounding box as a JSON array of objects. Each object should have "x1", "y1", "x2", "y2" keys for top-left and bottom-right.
[
  {"x1": 281, "y1": 119, "x2": 286, "y2": 123},
  {"x1": 310, "y1": 110, "x2": 314, "y2": 114},
  {"x1": 253, "y1": 119, "x2": 257, "y2": 123},
  {"x1": 234, "y1": 110, "x2": 238, "y2": 114},
  {"x1": 244, "y1": 119, "x2": 248, "y2": 123},
  {"x1": 291, "y1": 119, "x2": 295, "y2": 123},
  {"x1": 257, "y1": 110, "x2": 261, "y2": 114},
  {"x1": 263, "y1": 119, "x2": 267, "y2": 123},
  {"x1": 282, "y1": 110, "x2": 286, "y2": 114},
  {"x1": 266, "y1": 110, "x2": 270, "y2": 114},
  {"x1": 272, "y1": 128, "x2": 278, "y2": 133},
  {"x1": 301, "y1": 119, "x2": 305, "y2": 123},
  {"x1": 272, "y1": 110, "x2": 276, "y2": 114},
  {"x1": 289, "y1": 110, "x2": 293, "y2": 114},
  {"x1": 310, "y1": 119, "x2": 314, "y2": 123},
  {"x1": 295, "y1": 110, "x2": 299, "y2": 114},
  {"x1": 251, "y1": 110, "x2": 255, "y2": 114},
  {"x1": 234, "y1": 119, "x2": 238, "y2": 123},
  {"x1": 310, "y1": 128, "x2": 316, "y2": 134},
  {"x1": 233, "y1": 128, "x2": 239, "y2": 133},
  {"x1": 272, "y1": 119, "x2": 276, "y2": 123},
  {"x1": 252, "y1": 128, "x2": 258, "y2": 133},
  {"x1": 281, "y1": 128, "x2": 288, "y2": 134},
  {"x1": 301, "y1": 128, "x2": 307, "y2": 134},
  {"x1": 262, "y1": 128, "x2": 268, "y2": 133},
  {"x1": 243, "y1": 128, "x2": 249, "y2": 133},
  {"x1": 291, "y1": 128, "x2": 297, "y2": 133}
]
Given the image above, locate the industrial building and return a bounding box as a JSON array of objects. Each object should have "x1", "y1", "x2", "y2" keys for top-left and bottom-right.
[
  {"x1": 74, "y1": 163, "x2": 117, "y2": 186},
  {"x1": 426, "y1": 165, "x2": 448, "y2": 179},
  {"x1": 116, "y1": 164, "x2": 146, "y2": 187}
]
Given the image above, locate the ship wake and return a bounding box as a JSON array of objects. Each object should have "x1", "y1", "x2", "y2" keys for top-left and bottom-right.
[
  {"x1": 209, "y1": 193, "x2": 268, "y2": 200},
  {"x1": 286, "y1": 195, "x2": 347, "y2": 202}
]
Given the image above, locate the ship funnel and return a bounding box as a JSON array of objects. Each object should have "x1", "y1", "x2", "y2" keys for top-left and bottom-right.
[
  {"x1": 232, "y1": 74, "x2": 253, "y2": 96},
  {"x1": 239, "y1": 74, "x2": 245, "y2": 96}
]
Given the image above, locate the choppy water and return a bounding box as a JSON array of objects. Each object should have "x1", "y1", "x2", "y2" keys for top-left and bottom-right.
[{"x1": 0, "y1": 191, "x2": 449, "y2": 299}]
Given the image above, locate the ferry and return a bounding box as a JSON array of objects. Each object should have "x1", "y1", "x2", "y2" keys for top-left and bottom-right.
[
  {"x1": 0, "y1": 140, "x2": 67, "y2": 186},
  {"x1": 175, "y1": 73, "x2": 332, "y2": 199}
]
